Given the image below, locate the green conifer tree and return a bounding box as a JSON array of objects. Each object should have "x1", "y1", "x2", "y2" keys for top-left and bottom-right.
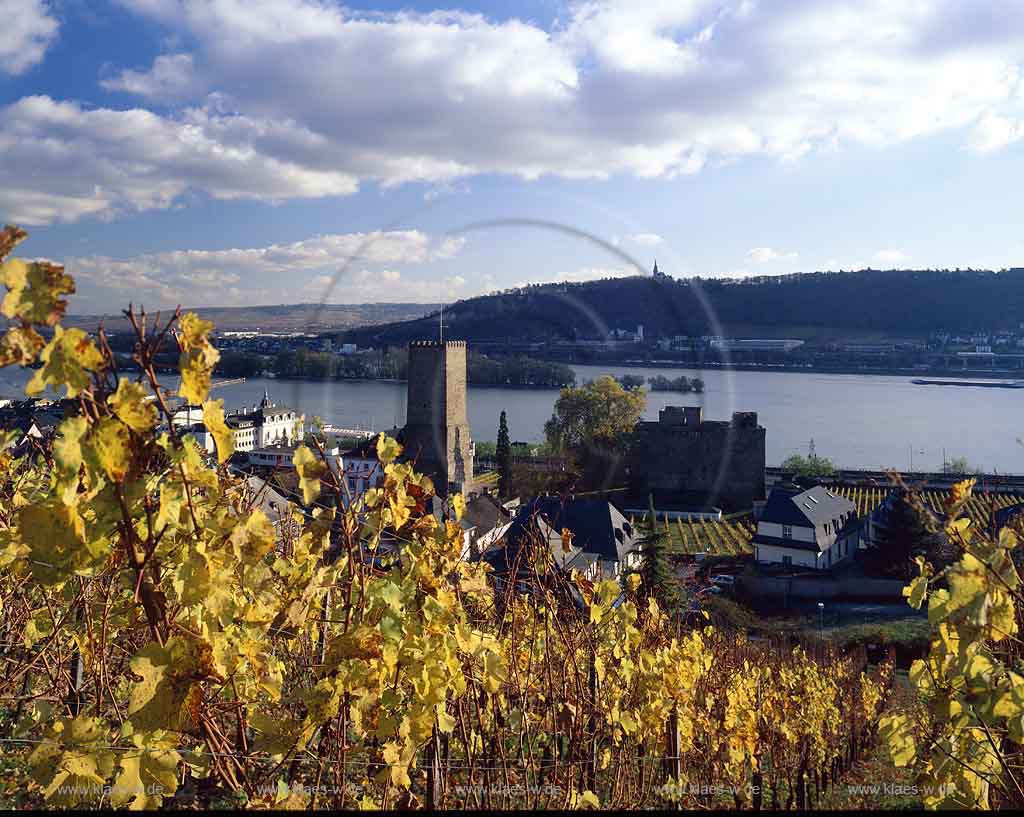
[
  {"x1": 867, "y1": 488, "x2": 934, "y2": 579},
  {"x1": 635, "y1": 496, "x2": 681, "y2": 612},
  {"x1": 496, "y1": 410, "x2": 512, "y2": 497}
]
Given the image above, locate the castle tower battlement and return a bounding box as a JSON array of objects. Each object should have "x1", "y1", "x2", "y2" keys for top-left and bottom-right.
[
  {"x1": 409, "y1": 340, "x2": 467, "y2": 347},
  {"x1": 403, "y1": 340, "x2": 474, "y2": 496}
]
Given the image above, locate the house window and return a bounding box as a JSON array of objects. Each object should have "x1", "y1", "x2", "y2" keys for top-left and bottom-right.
[
  {"x1": 782, "y1": 524, "x2": 792, "y2": 539},
  {"x1": 614, "y1": 528, "x2": 624, "y2": 544},
  {"x1": 782, "y1": 555, "x2": 793, "y2": 566}
]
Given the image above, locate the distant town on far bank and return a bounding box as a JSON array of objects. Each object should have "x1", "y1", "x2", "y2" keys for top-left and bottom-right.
[{"x1": 61, "y1": 262, "x2": 1024, "y2": 383}]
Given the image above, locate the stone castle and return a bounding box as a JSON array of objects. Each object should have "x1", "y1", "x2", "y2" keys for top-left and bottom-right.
[
  {"x1": 628, "y1": 406, "x2": 766, "y2": 512},
  {"x1": 402, "y1": 340, "x2": 474, "y2": 496}
]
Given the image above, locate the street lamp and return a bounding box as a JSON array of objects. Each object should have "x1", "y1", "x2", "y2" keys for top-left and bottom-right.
[{"x1": 817, "y1": 602, "x2": 824, "y2": 636}]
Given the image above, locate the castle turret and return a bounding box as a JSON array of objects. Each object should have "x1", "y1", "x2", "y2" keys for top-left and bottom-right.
[{"x1": 403, "y1": 340, "x2": 474, "y2": 496}]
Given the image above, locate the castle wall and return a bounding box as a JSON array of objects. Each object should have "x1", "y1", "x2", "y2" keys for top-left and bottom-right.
[{"x1": 628, "y1": 409, "x2": 766, "y2": 511}]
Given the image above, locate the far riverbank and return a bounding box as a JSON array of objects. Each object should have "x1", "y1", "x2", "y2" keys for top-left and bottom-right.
[{"x1": 537, "y1": 355, "x2": 1024, "y2": 382}]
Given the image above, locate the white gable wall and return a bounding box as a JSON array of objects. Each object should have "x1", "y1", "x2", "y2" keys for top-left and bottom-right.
[
  {"x1": 755, "y1": 543, "x2": 820, "y2": 569},
  {"x1": 756, "y1": 530, "x2": 860, "y2": 570},
  {"x1": 757, "y1": 521, "x2": 816, "y2": 543}
]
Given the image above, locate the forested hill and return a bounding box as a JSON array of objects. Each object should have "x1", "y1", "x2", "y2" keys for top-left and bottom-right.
[
  {"x1": 339, "y1": 268, "x2": 1024, "y2": 345},
  {"x1": 63, "y1": 302, "x2": 436, "y2": 335}
]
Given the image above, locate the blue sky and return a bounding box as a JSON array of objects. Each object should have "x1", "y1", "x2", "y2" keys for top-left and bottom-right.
[{"x1": 3, "y1": 0, "x2": 1024, "y2": 313}]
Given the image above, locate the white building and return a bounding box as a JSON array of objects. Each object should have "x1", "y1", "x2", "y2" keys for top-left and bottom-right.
[
  {"x1": 184, "y1": 423, "x2": 216, "y2": 455},
  {"x1": 247, "y1": 444, "x2": 341, "y2": 472},
  {"x1": 171, "y1": 404, "x2": 205, "y2": 428},
  {"x1": 177, "y1": 392, "x2": 303, "y2": 454},
  {"x1": 752, "y1": 485, "x2": 859, "y2": 570},
  {"x1": 226, "y1": 391, "x2": 304, "y2": 452},
  {"x1": 710, "y1": 338, "x2": 805, "y2": 353},
  {"x1": 338, "y1": 436, "x2": 386, "y2": 507}
]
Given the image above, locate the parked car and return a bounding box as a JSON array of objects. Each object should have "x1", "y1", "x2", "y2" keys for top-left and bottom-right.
[{"x1": 710, "y1": 574, "x2": 737, "y2": 589}]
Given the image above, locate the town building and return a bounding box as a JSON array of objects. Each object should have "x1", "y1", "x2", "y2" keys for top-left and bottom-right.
[
  {"x1": 1, "y1": 417, "x2": 46, "y2": 455},
  {"x1": 751, "y1": 485, "x2": 858, "y2": 570},
  {"x1": 995, "y1": 502, "x2": 1024, "y2": 532},
  {"x1": 179, "y1": 391, "x2": 303, "y2": 454},
  {"x1": 840, "y1": 343, "x2": 896, "y2": 355},
  {"x1": 0, "y1": 398, "x2": 63, "y2": 454},
  {"x1": 709, "y1": 338, "x2": 805, "y2": 353},
  {"x1": 462, "y1": 490, "x2": 520, "y2": 556},
  {"x1": 627, "y1": 406, "x2": 766, "y2": 513},
  {"x1": 172, "y1": 404, "x2": 205, "y2": 428},
  {"x1": 340, "y1": 435, "x2": 388, "y2": 506},
  {"x1": 246, "y1": 443, "x2": 342, "y2": 473},
  {"x1": 225, "y1": 391, "x2": 304, "y2": 452},
  {"x1": 478, "y1": 496, "x2": 640, "y2": 589},
  {"x1": 232, "y1": 473, "x2": 298, "y2": 538},
  {"x1": 401, "y1": 340, "x2": 474, "y2": 496}
]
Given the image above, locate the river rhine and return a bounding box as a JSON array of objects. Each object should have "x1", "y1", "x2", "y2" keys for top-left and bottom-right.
[{"x1": 2, "y1": 364, "x2": 1020, "y2": 473}]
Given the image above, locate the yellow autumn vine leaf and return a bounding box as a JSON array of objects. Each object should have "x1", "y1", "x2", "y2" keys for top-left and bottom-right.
[
  {"x1": 376, "y1": 433, "x2": 402, "y2": 464},
  {"x1": 293, "y1": 444, "x2": 326, "y2": 505},
  {"x1": 0, "y1": 324, "x2": 44, "y2": 367},
  {"x1": 177, "y1": 312, "x2": 219, "y2": 405},
  {"x1": 231, "y1": 509, "x2": 276, "y2": 565},
  {"x1": 87, "y1": 417, "x2": 132, "y2": 482},
  {"x1": 1, "y1": 258, "x2": 75, "y2": 326},
  {"x1": 110, "y1": 733, "x2": 181, "y2": 809},
  {"x1": 26, "y1": 326, "x2": 103, "y2": 398},
  {"x1": 201, "y1": 398, "x2": 235, "y2": 463},
  {"x1": 109, "y1": 377, "x2": 157, "y2": 433}
]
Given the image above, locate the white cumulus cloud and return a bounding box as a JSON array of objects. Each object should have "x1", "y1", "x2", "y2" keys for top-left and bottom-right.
[
  {"x1": 100, "y1": 53, "x2": 201, "y2": 101},
  {"x1": 0, "y1": 96, "x2": 361, "y2": 224},
  {"x1": 5, "y1": 1, "x2": 1024, "y2": 223},
  {"x1": 0, "y1": 0, "x2": 58, "y2": 76},
  {"x1": 513, "y1": 264, "x2": 639, "y2": 289},
  {"x1": 626, "y1": 232, "x2": 665, "y2": 246},
  {"x1": 746, "y1": 247, "x2": 799, "y2": 264},
  {"x1": 60, "y1": 229, "x2": 466, "y2": 312},
  {"x1": 874, "y1": 249, "x2": 907, "y2": 265},
  {"x1": 970, "y1": 113, "x2": 1024, "y2": 153}
]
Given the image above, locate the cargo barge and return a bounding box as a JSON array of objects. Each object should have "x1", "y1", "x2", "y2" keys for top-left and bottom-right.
[{"x1": 911, "y1": 378, "x2": 1024, "y2": 389}]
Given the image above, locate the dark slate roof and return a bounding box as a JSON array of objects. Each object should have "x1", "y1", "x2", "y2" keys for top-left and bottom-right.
[
  {"x1": 343, "y1": 436, "x2": 380, "y2": 459},
  {"x1": 995, "y1": 503, "x2": 1024, "y2": 530},
  {"x1": 463, "y1": 492, "x2": 511, "y2": 532},
  {"x1": 240, "y1": 475, "x2": 292, "y2": 520},
  {"x1": 760, "y1": 485, "x2": 855, "y2": 528},
  {"x1": 481, "y1": 496, "x2": 635, "y2": 574},
  {"x1": 343, "y1": 429, "x2": 405, "y2": 460}
]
